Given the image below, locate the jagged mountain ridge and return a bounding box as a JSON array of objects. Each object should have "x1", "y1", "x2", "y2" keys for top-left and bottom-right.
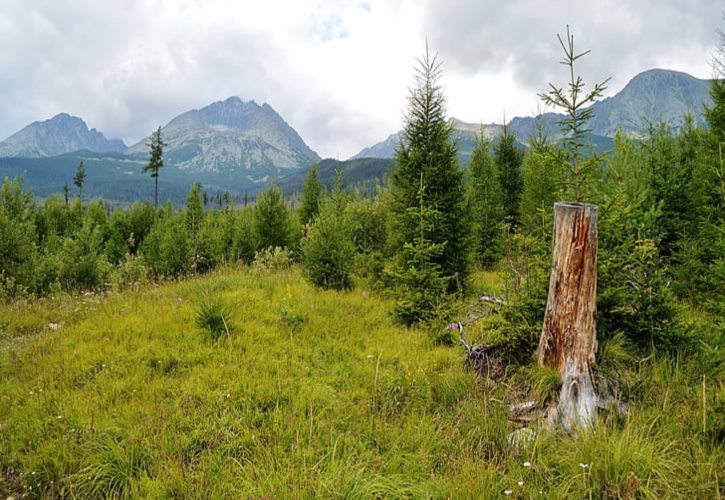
[
  {"x1": 0, "y1": 113, "x2": 126, "y2": 158},
  {"x1": 353, "y1": 69, "x2": 712, "y2": 160},
  {"x1": 127, "y1": 97, "x2": 320, "y2": 173}
]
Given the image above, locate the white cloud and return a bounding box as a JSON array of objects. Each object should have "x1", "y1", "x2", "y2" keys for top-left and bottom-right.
[{"x1": 0, "y1": 0, "x2": 720, "y2": 159}]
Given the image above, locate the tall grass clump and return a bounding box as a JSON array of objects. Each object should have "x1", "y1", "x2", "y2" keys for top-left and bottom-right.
[{"x1": 195, "y1": 298, "x2": 234, "y2": 342}]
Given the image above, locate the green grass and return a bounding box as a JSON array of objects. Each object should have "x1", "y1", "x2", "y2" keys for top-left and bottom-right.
[{"x1": 0, "y1": 266, "x2": 722, "y2": 497}]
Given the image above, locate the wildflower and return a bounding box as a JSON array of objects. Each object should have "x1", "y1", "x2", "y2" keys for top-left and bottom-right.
[
  {"x1": 579, "y1": 463, "x2": 589, "y2": 469},
  {"x1": 56, "y1": 415, "x2": 62, "y2": 419},
  {"x1": 448, "y1": 322, "x2": 460, "y2": 331},
  {"x1": 517, "y1": 481, "x2": 524, "y2": 486},
  {"x1": 523, "y1": 461, "x2": 531, "y2": 467},
  {"x1": 503, "y1": 490, "x2": 513, "y2": 495}
]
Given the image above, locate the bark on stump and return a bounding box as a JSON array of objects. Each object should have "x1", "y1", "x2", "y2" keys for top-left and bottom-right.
[{"x1": 536, "y1": 202, "x2": 598, "y2": 432}]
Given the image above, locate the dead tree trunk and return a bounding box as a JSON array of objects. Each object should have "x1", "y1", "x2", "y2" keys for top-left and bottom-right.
[{"x1": 536, "y1": 202, "x2": 598, "y2": 432}]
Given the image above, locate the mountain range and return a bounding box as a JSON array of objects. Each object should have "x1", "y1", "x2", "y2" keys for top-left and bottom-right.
[
  {"x1": 0, "y1": 68, "x2": 714, "y2": 204},
  {"x1": 353, "y1": 69, "x2": 711, "y2": 160},
  {"x1": 0, "y1": 113, "x2": 126, "y2": 158}
]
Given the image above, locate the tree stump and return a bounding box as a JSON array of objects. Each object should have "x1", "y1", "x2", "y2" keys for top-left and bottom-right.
[{"x1": 536, "y1": 202, "x2": 598, "y2": 432}]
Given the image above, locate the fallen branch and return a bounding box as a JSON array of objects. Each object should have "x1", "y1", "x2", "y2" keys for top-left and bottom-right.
[
  {"x1": 479, "y1": 295, "x2": 507, "y2": 306},
  {"x1": 450, "y1": 322, "x2": 506, "y2": 378}
]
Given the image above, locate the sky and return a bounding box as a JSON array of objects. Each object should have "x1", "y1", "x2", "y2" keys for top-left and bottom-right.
[{"x1": 0, "y1": 0, "x2": 721, "y2": 159}]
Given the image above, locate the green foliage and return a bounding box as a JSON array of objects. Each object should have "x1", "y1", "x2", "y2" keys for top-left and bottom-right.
[
  {"x1": 344, "y1": 196, "x2": 388, "y2": 256},
  {"x1": 302, "y1": 201, "x2": 356, "y2": 290},
  {"x1": 595, "y1": 133, "x2": 691, "y2": 348},
  {"x1": 539, "y1": 25, "x2": 609, "y2": 202},
  {"x1": 126, "y1": 201, "x2": 156, "y2": 254},
  {"x1": 141, "y1": 213, "x2": 190, "y2": 278},
  {"x1": 252, "y1": 246, "x2": 294, "y2": 271},
  {"x1": 389, "y1": 46, "x2": 469, "y2": 294},
  {"x1": 493, "y1": 124, "x2": 524, "y2": 226},
  {"x1": 185, "y1": 182, "x2": 205, "y2": 235},
  {"x1": 110, "y1": 254, "x2": 149, "y2": 291},
  {"x1": 520, "y1": 145, "x2": 565, "y2": 239},
  {"x1": 600, "y1": 239, "x2": 686, "y2": 349},
  {"x1": 390, "y1": 177, "x2": 451, "y2": 326},
  {"x1": 193, "y1": 213, "x2": 226, "y2": 273},
  {"x1": 0, "y1": 179, "x2": 37, "y2": 297},
  {"x1": 299, "y1": 164, "x2": 324, "y2": 226},
  {"x1": 58, "y1": 222, "x2": 110, "y2": 292},
  {"x1": 466, "y1": 134, "x2": 504, "y2": 267},
  {"x1": 254, "y1": 184, "x2": 292, "y2": 251},
  {"x1": 705, "y1": 78, "x2": 725, "y2": 139}
]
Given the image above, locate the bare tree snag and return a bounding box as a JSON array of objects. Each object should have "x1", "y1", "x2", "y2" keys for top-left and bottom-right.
[{"x1": 537, "y1": 202, "x2": 598, "y2": 432}]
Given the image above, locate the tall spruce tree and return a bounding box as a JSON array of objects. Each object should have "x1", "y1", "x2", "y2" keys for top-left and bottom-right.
[
  {"x1": 390, "y1": 45, "x2": 468, "y2": 297},
  {"x1": 299, "y1": 164, "x2": 323, "y2": 226},
  {"x1": 466, "y1": 133, "x2": 504, "y2": 268},
  {"x1": 73, "y1": 161, "x2": 86, "y2": 201},
  {"x1": 143, "y1": 126, "x2": 166, "y2": 208},
  {"x1": 494, "y1": 123, "x2": 524, "y2": 226}
]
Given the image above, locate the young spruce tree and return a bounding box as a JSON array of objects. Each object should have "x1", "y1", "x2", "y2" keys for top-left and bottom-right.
[
  {"x1": 494, "y1": 123, "x2": 524, "y2": 226},
  {"x1": 390, "y1": 45, "x2": 468, "y2": 304},
  {"x1": 254, "y1": 183, "x2": 292, "y2": 251},
  {"x1": 466, "y1": 133, "x2": 504, "y2": 268},
  {"x1": 299, "y1": 164, "x2": 323, "y2": 226}
]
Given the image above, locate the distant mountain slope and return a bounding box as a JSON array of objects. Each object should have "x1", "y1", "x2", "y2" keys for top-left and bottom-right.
[
  {"x1": 354, "y1": 68, "x2": 711, "y2": 160},
  {"x1": 588, "y1": 68, "x2": 711, "y2": 135},
  {"x1": 127, "y1": 97, "x2": 320, "y2": 173},
  {"x1": 279, "y1": 157, "x2": 394, "y2": 195},
  {"x1": 0, "y1": 113, "x2": 126, "y2": 158}
]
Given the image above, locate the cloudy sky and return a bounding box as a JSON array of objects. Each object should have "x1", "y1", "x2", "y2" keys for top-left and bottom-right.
[{"x1": 0, "y1": 0, "x2": 721, "y2": 158}]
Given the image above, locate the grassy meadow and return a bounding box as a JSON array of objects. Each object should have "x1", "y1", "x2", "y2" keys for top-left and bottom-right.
[{"x1": 0, "y1": 265, "x2": 722, "y2": 498}]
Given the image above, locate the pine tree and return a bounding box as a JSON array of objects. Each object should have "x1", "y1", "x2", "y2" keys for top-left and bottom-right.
[
  {"x1": 494, "y1": 123, "x2": 524, "y2": 226},
  {"x1": 73, "y1": 161, "x2": 86, "y2": 201},
  {"x1": 466, "y1": 132, "x2": 504, "y2": 267},
  {"x1": 143, "y1": 126, "x2": 166, "y2": 208},
  {"x1": 63, "y1": 182, "x2": 69, "y2": 207},
  {"x1": 254, "y1": 183, "x2": 292, "y2": 251},
  {"x1": 299, "y1": 164, "x2": 323, "y2": 226},
  {"x1": 390, "y1": 45, "x2": 468, "y2": 295}
]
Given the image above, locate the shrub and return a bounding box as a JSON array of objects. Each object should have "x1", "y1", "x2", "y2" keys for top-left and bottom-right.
[
  {"x1": 58, "y1": 222, "x2": 110, "y2": 292},
  {"x1": 254, "y1": 184, "x2": 292, "y2": 251},
  {"x1": 141, "y1": 214, "x2": 190, "y2": 278},
  {"x1": 302, "y1": 203, "x2": 356, "y2": 290},
  {"x1": 110, "y1": 254, "x2": 149, "y2": 291},
  {"x1": 252, "y1": 246, "x2": 294, "y2": 271}
]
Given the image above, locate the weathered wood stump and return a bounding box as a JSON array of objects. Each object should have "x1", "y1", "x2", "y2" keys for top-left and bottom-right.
[{"x1": 536, "y1": 202, "x2": 598, "y2": 432}]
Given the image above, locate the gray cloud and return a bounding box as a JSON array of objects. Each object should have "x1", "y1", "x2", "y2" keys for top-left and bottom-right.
[
  {"x1": 0, "y1": 0, "x2": 721, "y2": 158},
  {"x1": 423, "y1": 0, "x2": 721, "y2": 99}
]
